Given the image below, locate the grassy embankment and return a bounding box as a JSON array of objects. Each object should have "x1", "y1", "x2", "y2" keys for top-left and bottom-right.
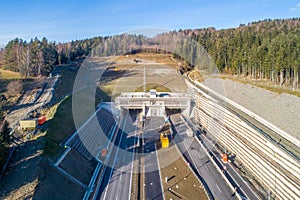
[
  {"x1": 114, "y1": 53, "x2": 179, "y2": 68},
  {"x1": 0, "y1": 69, "x2": 21, "y2": 93},
  {"x1": 134, "y1": 83, "x2": 172, "y2": 92},
  {"x1": 98, "y1": 53, "x2": 179, "y2": 97},
  {"x1": 0, "y1": 69, "x2": 21, "y2": 79},
  {"x1": 189, "y1": 70, "x2": 205, "y2": 82},
  {"x1": 43, "y1": 66, "x2": 103, "y2": 158}
]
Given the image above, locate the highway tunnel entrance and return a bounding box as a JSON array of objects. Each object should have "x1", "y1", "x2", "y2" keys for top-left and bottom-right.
[{"x1": 115, "y1": 90, "x2": 191, "y2": 118}]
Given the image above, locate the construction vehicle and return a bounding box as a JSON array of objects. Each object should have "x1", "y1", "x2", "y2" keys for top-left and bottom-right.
[
  {"x1": 222, "y1": 153, "x2": 228, "y2": 163},
  {"x1": 19, "y1": 119, "x2": 38, "y2": 130},
  {"x1": 186, "y1": 128, "x2": 194, "y2": 137},
  {"x1": 101, "y1": 148, "x2": 107, "y2": 157},
  {"x1": 160, "y1": 132, "x2": 169, "y2": 148},
  {"x1": 38, "y1": 116, "x2": 46, "y2": 125}
]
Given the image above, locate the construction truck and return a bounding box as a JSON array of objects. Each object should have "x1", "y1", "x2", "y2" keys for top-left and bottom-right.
[{"x1": 160, "y1": 132, "x2": 169, "y2": 148}]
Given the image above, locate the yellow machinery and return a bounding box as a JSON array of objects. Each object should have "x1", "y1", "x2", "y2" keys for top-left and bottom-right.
[{"x1": 160, "y1": 133, "x2": 169, "y2": 148}]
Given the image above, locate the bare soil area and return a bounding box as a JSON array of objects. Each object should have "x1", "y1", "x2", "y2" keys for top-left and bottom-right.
[
  {"x1": 0, "y1": 64, "x2": 90, "y2": 200},
  {"x1": 158, "y1": 145, "x2": 208, "y2": 200},
  {"x1": 0, "y1": 137, "x2": 84, "y2": 200},
  {"x1": 59, "y1": 149, "x2": 97, "y2": 185},
  {"x1": 95, "y1": 53, "x2": 186, "y2": 99},
  {"x1": 33, "y1": 165, "x2": 84, "y2": 200},
  {"x1": 0, "y1": 139, "x2": 44, "y2": 200}
]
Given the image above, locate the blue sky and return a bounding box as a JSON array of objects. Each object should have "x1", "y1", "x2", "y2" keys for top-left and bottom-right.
[{"x1": 0, "y1": 0, "x2": 300, "y2": 45}]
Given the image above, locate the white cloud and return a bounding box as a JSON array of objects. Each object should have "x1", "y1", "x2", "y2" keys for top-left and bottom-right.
[{"x1": 289, "y1": 2, "x2": 300, "y2": 13}]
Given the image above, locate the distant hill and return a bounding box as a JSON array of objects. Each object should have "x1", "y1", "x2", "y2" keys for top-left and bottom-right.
[{"x1": 0, "y1": 18, "x2": 299, "y2": 89}]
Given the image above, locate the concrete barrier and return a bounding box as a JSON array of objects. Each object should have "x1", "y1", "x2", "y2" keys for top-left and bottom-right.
[{"x1": 189, "y1": 81, "x2": 300, "y2": 199}]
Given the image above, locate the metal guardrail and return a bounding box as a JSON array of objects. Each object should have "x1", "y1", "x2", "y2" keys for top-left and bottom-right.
[
  {"x1": 84, "y1": 120, "x2": 120, "y2": 200},
  {"x1": 194, "y1": 135, "x2": 244, "y2": 200},
  {"x1": 179, "y1": 115, "x2": 245, "y2": 200},
  {"x1": 169, "y1": 117, "x2": 214, "y2": 200}
]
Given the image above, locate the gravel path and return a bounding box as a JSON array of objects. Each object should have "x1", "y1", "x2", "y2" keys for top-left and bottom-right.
[
  {"x1": 203, "y1": 78, "x2": 300, "y2": 140},
  {"x1": 5, "y1": 75, "x2": 58, "y2": 130}
]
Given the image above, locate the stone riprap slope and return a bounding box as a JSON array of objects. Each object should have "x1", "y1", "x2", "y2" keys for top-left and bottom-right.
[{"x1": 203, "y1": 78, "x2": 300, "y2": 141}]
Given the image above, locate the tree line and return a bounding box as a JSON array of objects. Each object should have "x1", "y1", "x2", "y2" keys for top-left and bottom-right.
[
  {"x1": 0, "y1": 35, "x2": 149, "y2": 77},
  {"x1": 171, "y1": 18, "x2": 300, "y2": 88},
  {"x1": 1, "y1": 18, "x2": 299, "y2": 88},
  {"x1": 3, "y1": 37, "x2": 57, "y2": 78}
]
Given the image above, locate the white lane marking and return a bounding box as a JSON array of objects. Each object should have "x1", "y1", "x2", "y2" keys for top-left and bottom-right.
[
  {"x1": 102, "y1": 112, "x2": 129, "y2": 200},
  {"x1": 154, "y1": 143, "x2": 164, "y2": 197},
  {"x1": 216, "y1": 184, "x2": 222, "y2": 193},
  {"x1": 204, "y1": 165, "x2": 209, "y2": 171},
  {"x1": 119, "y1": 173, "x2": 122, "y2": 180},
  {"x1": 128, "y1": 112, "x2": 139, "y2": 200}
]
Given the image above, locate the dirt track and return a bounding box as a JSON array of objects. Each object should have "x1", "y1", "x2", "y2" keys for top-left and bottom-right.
[{"x1": 5, "y1": 75, "x2": 58, "y2": 130}]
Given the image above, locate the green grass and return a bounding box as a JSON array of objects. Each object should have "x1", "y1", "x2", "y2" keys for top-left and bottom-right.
[
  {"x1": 43, "y1": 96, "x2": 74, "y2": 158},
  {"x1": 134, "y1": 83, "x2": 172, "y2": 92},
  {"x1": 0, "y1": 69, "x2": 21, "y2": 79},
  {"x1": 53, "y1": 66, "x2": 78, "y2": 99},
  {"x1": 98, "y1": 79, "x2": 118, "y2": 101},
  {"x1": 43, "y1": 64, "x2": 107, "y2": 158},
  {"x1": 44, "y1": 88, "x2": 102, "y2": 158}
]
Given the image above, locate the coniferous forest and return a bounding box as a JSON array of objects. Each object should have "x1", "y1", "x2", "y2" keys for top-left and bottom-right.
[{"x1": 0, "y1": 18, "x2": 299, "y2": 88}]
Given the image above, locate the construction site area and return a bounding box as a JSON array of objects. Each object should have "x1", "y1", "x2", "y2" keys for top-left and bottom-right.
[{"x1": 0, "y1": 52, "x2": 299, "y2": 200}]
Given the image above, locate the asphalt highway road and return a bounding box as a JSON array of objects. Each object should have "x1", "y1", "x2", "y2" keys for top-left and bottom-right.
[
  {"x1": 143, "y1": 137, "x2": 164, "y2": 200},
  {"x1": 170, "y1": 114, "x2": 237, "y2": 200},
  {"x1": 96, "y1": 110, "x2": 138, "y2": 200},
  {"x1": 143, "y1": 116, "x2": 164, "y2": 200},
  {"x1": 187, "y1": 119, "x2": 260, "y2": 200}
]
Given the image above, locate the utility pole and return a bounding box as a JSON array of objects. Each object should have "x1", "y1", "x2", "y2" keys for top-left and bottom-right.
[{"x1": 144, "y1": 66, "x2": 146, "y2": 93}]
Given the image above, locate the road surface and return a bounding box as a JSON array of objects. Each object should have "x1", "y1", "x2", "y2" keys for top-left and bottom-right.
[
  {"x1": 96, "y1": 110, "x2": 138, "y2": 200},
  {"x1": 197, "y1": 129, "x2": 260, "y2": 200},
  {"x1": 170, "y1": 114, "x2": 237, "y2": 200},
  {"x1": 143, "y1": 116, "x2": 164, "y2": 200},
  {"x1": 143, "y1": 137, "x2": 164, "y2": 200}
]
